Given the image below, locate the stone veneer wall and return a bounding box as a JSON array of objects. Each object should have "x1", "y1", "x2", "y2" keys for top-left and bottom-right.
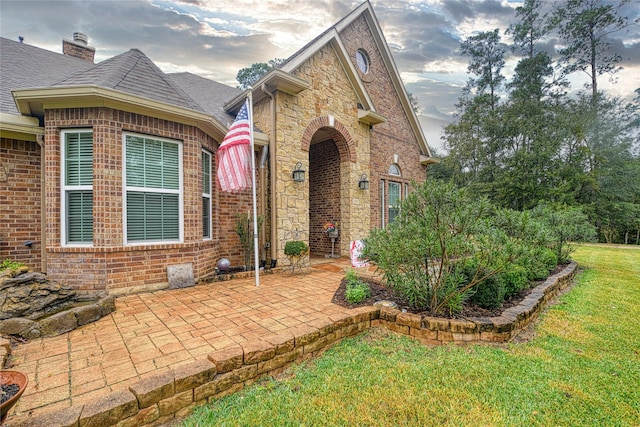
[
  {"x1": 0, "y1": 138, "x2": 42, "y2": 271},
  {"x1": 273, "y1": 43, "x2": 371, "y2": 263},
  {"x1": 10, "y1": 262, "x2": 577, "y2": 427}
]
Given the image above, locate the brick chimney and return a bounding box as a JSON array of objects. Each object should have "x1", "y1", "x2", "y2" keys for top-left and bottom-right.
[{"x1": 62, "y1": 32, "x2": 95, "y2": 63}]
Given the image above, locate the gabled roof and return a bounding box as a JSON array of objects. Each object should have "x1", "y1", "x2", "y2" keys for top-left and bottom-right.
[
  {"x1": 226, "y1": 1, "x2": 431, "y2": 157},
  {"x1": 52, "y1": 49, "x2": 203, "y2": 112}
]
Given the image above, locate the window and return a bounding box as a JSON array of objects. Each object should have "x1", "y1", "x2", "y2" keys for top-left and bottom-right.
[
  {"x1": 62, "y1": 130, "x2": 93, "y2": 245},
  {"x1": 124, "y1": 133, "x2": 182, "y2": 243},
  {"x1": 388, "y1": 181, "x2": 401, "y2": 224},
  {"x1": 202, "y1": 150, "x2": 212, "y2": 239},
  {"x1": 388, "y1": 164, "x2": 401, "y2": 176},
  {"x1": 380, "y1": 164, "x2": 404, "y2": 228},
  {"x1": 356, "y1": 49, "x2": 370, "y2": 74},
  {"x1": 380, "y1": 179, "x2": 385, "y2": 228}
]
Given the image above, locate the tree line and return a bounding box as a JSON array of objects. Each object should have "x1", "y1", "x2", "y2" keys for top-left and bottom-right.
[{"x1": 431, "y1": 0, "x2": 640, "y2": 245}]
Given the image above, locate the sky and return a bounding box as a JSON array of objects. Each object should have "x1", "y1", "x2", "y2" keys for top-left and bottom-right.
[{"x1": 1, "y1": 0, "x2": 639, "y2": 152}]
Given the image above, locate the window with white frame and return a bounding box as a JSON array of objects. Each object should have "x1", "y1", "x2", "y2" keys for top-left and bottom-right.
[
  {"x1": 380, "y1": 164, "x2": 405, "y2": 228},
  {"x1": 388, "y1": 181, "x2": 401, "y2": 224},
  {"x1": 62, "y1": 129, "x2": 93, "y2": 245},
  {"x1": 202, "y1": 149, "x2": 212, "y2": 239},
  {"x1": 380, "y1": 179, "x2": 385, "y2": 228},
  {"x1": 124, "y1": 133, "x2": 182, "y2": 243}
]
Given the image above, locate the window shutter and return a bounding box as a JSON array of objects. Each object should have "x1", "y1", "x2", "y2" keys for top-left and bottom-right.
[
  {"x1": 67, "y1": 191, "x2": 93, "y2": 243},
  {"x1": 65, "y1": 132, "x2": 93, "y2": 185}
]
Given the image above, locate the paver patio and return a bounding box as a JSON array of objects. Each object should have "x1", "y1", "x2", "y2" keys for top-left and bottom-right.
[{"x1": 6, "y1": 258, "x2": 366, "y2": 425}]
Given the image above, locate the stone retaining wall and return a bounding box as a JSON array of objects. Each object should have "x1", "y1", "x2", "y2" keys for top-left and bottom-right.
[{"x1": 12, "y1": 262, "x2": 577, "y2": 427}]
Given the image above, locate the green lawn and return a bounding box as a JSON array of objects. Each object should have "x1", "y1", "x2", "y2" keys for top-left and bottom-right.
[{"x1": 183, "y1": 245, "x2": 640, "y2": 426}]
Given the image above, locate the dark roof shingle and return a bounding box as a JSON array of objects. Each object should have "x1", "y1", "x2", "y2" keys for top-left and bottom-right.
[
  {"x1": 53, "y1": 48, "x2": 203, "y2": 112},
  {"x1": 0, "y1": 37, "x2": 93, "y2": 114}
]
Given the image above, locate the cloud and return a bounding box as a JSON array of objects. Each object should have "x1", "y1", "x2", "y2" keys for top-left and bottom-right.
[{"x1": 1, "y1": 0, "x2": 638, "y2": 146}]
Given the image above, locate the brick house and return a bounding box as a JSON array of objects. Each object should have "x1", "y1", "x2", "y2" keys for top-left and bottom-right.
[{"x1": 0, "y1": 1, "x2": 435, "y2": 293}]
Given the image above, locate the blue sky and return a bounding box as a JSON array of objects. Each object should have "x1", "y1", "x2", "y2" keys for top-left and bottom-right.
[{"x1": 1, "y1": 0, "x2": 638, "y2": 151}]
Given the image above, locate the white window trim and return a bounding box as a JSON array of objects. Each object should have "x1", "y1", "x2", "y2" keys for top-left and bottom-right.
[
  {"x1": 60, "y1": 128, "x2": 93, "y2": 247},
  {"x1": 202, "y1": 149, "x2": 212, "y2": 240},
  {"x1": 388, "y1": 181, "x2": 401, "y2": 225},
  {"x1": 380, "y1": 179, "x2": 385, "y2": 229},
  {"x1": 122, "y1": 132, "x2": 184, "y2": 245}
]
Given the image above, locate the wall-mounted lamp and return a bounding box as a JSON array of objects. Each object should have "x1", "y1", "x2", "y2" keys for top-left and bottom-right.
[
  {"x1": 24, "y1": 240, "x2": 33, "y2": 247},
  {"x1": 358, "y1": 174, "x2": 370, "y2": 190},
  {"x1": 292, "y1": 162, "x2": 305, "y2": 182}
]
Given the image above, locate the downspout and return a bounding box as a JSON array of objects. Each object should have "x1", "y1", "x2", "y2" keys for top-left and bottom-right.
[
  {"x1": 259, "y1": 145, "x2": 267, "y2": 265},
  {"x1": 36, "y1": 133, "x2": 46, "y2": 273},
  {"x1": 261, "y1": 83, "x2": 277, "y2": 263}
]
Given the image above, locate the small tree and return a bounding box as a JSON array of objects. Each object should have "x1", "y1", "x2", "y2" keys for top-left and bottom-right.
[
  {"x1": 362, "y1": 180, "x2": 514, "y2": 315},
  {"x1": 235, "y1": 213, "x2": 264, "y2": 269},
  {"x1": 236, "y1": 58, "x2": 285, "y2": 89},
  {"x1": 532, "y1": 204, "x2": 597, "y2": 263}
]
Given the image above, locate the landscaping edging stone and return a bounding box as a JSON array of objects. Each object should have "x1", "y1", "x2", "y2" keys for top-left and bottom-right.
[{"x1": 10, "y1": 262, "x2": 577, "y2": 427}]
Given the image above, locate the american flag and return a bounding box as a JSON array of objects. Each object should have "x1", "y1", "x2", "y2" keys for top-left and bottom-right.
[{"x1": 217, "y1": 100, "x2": 252, "y2": 192}]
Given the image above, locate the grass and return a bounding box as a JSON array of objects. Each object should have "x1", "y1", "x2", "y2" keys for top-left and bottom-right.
[{"x1": 183, "y1": 245, "x2": 640, "y2": 426}]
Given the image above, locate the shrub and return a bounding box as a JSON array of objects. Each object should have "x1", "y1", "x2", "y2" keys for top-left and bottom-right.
[
  {"x1": 531, "y1": 204, "x2": 597, "y2": 263},
  {"x1": 284, "y1": 241, "x2": 308, "y2": 256},
  {"x1": 501, "y1": 264, "x2": 529, "y2": 297},
  {"x1": 344, "y1": 269, "x2": 370, "y2": 304},
  {"x1": 0, "y1": 259, "x2": 25, "y2": 271},
  {"x1": 235, "y1": 213, "x2": 264, "y2": 268},
  {"x1": 362, "y1": 180, "x2": 515, "y2": 315}
]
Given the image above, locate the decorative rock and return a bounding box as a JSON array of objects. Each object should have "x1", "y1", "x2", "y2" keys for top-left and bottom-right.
[
  {"x1": 0, "y1": 269, "x2": 115, "y2": 339},
  {"x1": 72, "y1": 304, "x2": 102, "y2": 326},
  {"x1": 167, "y1": 263, "x2": 195, "y2": 289},
  {"x1": 39, "y1": 310, "x2": 78, "y2": 336},
  {"x1": 0, "y1": 317, "x2": 38, "y2": 336},
  {"x1": 373, "y1": 300, "x2": 397, "y2": 308}
]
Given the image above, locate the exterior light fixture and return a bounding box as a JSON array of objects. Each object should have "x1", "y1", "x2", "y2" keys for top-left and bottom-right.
[
  {"x1": 292, "y1": 162, "x2": 305, "y2": 182},
  {"x1": 358, "y1": 174, "x2": 370, "y2": 190}
]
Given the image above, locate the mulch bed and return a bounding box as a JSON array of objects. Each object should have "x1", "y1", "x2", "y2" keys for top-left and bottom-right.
[{"x1": 331, "y1": 264, "x2": 568, "y2": 319}]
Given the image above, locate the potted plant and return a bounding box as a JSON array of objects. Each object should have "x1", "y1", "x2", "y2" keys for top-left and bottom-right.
[
  {"x1": 1, "y1": 370, "x2": 28, "y2": 424},
  {"x1": 284, "y1": 240, "x2": 309, "y2": 273}
]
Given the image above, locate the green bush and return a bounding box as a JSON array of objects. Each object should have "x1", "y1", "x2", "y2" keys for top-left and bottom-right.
[
  {"x1": 531, "y1": 204, "x2": 597, "y2": 263},
  {"x1": 344, "y1": 269, "x2": 370, "y2": 304},
  {"x1": 362, "y1": 180, "x2": 514, "y2": 315},
  {"x1": 284, "y1": 241, "x2": 308, "y2": 256},
  {"x1": 0, "y1": 258, "x2": 25, "y2": 271},
  {"x1": 501, "y1": 264, "x2": 529, "y2": 297}
]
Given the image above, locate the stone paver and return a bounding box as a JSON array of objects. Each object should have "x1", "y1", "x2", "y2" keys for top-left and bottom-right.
[{"x1": 6, "y1": 258, "x2": 369, "y2": 425}]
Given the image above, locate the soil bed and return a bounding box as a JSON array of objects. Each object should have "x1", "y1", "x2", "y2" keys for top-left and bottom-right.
[
  {"x1": 332, "y1": 263, "x2": 568, "y2": 319},
  {"x1": 0, "y1": 384, "x2": 19, "y2": 405}
]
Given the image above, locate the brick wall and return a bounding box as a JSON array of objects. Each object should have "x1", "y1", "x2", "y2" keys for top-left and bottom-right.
[
  {"x1": 43, "y1": 107, "x2": 252, "y2": 291},
  {"x1": 309, "y1": 139, "x2": 341, "y2": 255},
  {"x1": 0, "y1": 137, "x2": 42, "y2": 270},
  {"x1": 339, "y1": 16, "x2": 427, "y2": 228}
]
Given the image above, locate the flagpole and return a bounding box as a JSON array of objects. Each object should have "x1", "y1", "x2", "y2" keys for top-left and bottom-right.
[{"x1": 247, "y1": 89, "x2": 260, "y2": 287}]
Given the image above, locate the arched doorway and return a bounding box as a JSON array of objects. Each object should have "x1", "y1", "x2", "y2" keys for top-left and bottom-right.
[
  {"x1": 309, "y1": 134, "x2": 341, "y2": 256},
  {"x1": 302, "y1": 117, "x2": 356, "y2": 258}
]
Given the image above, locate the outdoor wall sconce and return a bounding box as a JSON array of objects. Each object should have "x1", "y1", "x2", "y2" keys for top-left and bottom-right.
[
  {"x1": 358, "y1": 174, "x2": 370, "y2": 190},
  {"x1": 292, "y1": 162, "x2": 305, "y2": 182}
]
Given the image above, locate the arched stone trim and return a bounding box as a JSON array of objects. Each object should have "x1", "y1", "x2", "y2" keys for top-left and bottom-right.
[{"x1": 301, "y1": 116, "x2": 356, "y2": 163}]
